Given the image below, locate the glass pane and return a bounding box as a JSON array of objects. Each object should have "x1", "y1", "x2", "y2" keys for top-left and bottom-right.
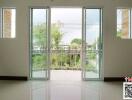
[
  {"x1": 31, "y1": 9, "x2": 48, "y2": 78},
  {"x1": 85, "y1": 9, "x2": 101, "y2": 78},
  {"x1": 2, "y1": 8, "x2": 16, "y2": 38},
  {"x1": 117, "y1": 9, "x2": 130, "y2": 39}
]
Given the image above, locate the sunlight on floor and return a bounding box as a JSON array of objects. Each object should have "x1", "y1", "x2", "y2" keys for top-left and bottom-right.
[{"x1": 51, "y1": 70, "x2": 81, "y2": 81}]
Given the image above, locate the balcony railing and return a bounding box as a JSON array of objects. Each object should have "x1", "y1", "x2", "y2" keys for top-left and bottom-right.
[{"x1": 32, "y1": 45, "x2": 100, "y2": 72}]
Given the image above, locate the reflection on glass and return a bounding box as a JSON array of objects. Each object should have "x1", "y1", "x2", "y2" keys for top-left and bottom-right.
[
  {"x1": 2, "y1": 8, "x2": 16, "y2": 38},
  {"x1": 117, "y1": 9, "x2": 130, "y2": 39}
]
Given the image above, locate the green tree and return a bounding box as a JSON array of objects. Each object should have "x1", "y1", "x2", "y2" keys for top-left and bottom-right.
[
  {"x1": 70, "y1": 38, "x2": 82, "y2": 49},
  {"x1": 117, "y1": 29, "x2": 122, "y2": 38},
  {"x1": 70, "y1": 38, "x2": 82, "y2": 68},
  {"x1": 32, "y1": 23, "x2": 64, "y2": 69},
  {"x1": 32, "y1": 54, "x2": 47, "y2": 70},
  {"x1": 50, "y1": 23, "x2": 64, "y2": 69},
  {"x1": 51, "y1": 23, "x2": 63, "y2": 49},
  {"x1": 33, "y1": 23, "x2": 47, "y2": 49},
  {"x1": 71, "y1": 38, "x2": 82, "y2": 45},
  {"x1": 32, "y1": 23, "x2": 47, "y2": 70}
]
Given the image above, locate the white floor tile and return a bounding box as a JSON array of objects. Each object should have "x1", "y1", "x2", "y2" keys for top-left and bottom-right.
[{"x1": 0, "y1": 80, "x2": 123, "y2": 100}]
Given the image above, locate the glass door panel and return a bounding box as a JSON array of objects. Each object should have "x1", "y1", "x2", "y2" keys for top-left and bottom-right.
[
  {"x1": 82, "y1": 8, "x2": 102, "y2": 80},
  {"x1": 30, "y1": 8, "x2": 50, "y2": 79}
]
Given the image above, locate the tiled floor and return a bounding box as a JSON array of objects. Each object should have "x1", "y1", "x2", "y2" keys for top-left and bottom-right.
[{"x1": 0, "y1": 80, "x2": 123, "y2": 100}]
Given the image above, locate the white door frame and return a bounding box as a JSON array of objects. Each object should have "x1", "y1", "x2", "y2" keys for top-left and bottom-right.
[
  {"x1": 82, "y1": 7, "x2": 103, "y2": 81},
  {"x1": 29, "y1": 6, "x2": 103, "y2": 81},
  {"x1": 29, "y1": 6, "x2": 50, "y2": 80}
]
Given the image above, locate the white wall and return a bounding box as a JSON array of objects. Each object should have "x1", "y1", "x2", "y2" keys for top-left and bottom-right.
[{"x1": 0, "y1": 0, "x2": 132, "y2": 78}]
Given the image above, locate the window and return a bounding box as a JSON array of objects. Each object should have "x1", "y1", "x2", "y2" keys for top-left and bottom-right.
[
  {"x1": 117, "y1": 8, "x2": 132, "y2": 39},
  {"x1": 0, "y1": 8, "x2": 16, "y2": 38}
]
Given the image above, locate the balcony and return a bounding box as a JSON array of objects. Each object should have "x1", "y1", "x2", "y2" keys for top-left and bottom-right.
[{"x1": 32, "y1": 45, "x2": 100, "y2": 79}]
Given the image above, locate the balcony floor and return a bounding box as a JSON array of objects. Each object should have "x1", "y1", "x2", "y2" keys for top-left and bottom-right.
[{"x1": 32, "y1": 70, "x2": 99, "y2": 80}]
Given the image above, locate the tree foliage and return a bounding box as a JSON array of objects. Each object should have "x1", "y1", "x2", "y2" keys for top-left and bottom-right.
[
  {"x1": 32, "y1": 23, "x2": 97, "y2": 71},
  {"x1": 33, "y1": 23, "x2": 47, "y2": 49},
  {"x1": 117, "y1": 29, "x2": 123, "y2": 38},
  {"x1": 71, "y1": 38, "x2": 82, "y2": 45},
  {"x1": 51, "y1": 24, "x2": 63, "y2": 48},
  {"x1": 70, "y1": 38, "x2": 82, "y2": 49}
]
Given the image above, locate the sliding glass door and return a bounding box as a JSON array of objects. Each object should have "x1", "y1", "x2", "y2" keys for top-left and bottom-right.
[
  {"x1": 82, "y1": 8, "x2": 103, "y2": 80},
  {"x1": 29, "y1": 7, "x2": 102, "y2": 80},
  {"x1": 30, "y1": 7, "x2": 50, "y2": 79}
]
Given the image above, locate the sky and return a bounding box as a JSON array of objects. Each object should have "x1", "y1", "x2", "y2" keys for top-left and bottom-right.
[
  {"x1": 33, "y1": 8, "x2": 101, "y2": 45},
  {"x1": 33, "y1": 9, "x2": 46, "y2": 24},
  {"x1": 117, "y1": 9, "x2": 122, "y2": 31},
  {"x1": 51, "y1": 8, "x2": 82, "y2": 45},
  {"x1": 51, "y1": 8, "x2": 100, "y2": 45}
]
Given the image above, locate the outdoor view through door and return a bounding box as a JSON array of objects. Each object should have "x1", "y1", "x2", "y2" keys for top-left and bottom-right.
[
  {"x1": 30, "y1": 7, "x2": 102, "y2": 80},
  {"x1": 51, "y1": 8, "x2": 82, "y2": 80}
]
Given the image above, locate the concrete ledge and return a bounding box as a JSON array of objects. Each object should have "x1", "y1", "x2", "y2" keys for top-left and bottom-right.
[
  {"x1": 104, "y1": 77, "x2": 125, "y2": 82},
  {"x1": 0, "y1": 76, "x2": 28, "y2": 80}
]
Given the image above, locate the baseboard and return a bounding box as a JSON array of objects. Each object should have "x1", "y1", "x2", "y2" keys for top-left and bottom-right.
[
  {"x1": 0, "y1": 76, "x2": 28, "y2": 80},
  {"x1": 104, "y1": 77, "x2": 125, "y2": 82}
]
